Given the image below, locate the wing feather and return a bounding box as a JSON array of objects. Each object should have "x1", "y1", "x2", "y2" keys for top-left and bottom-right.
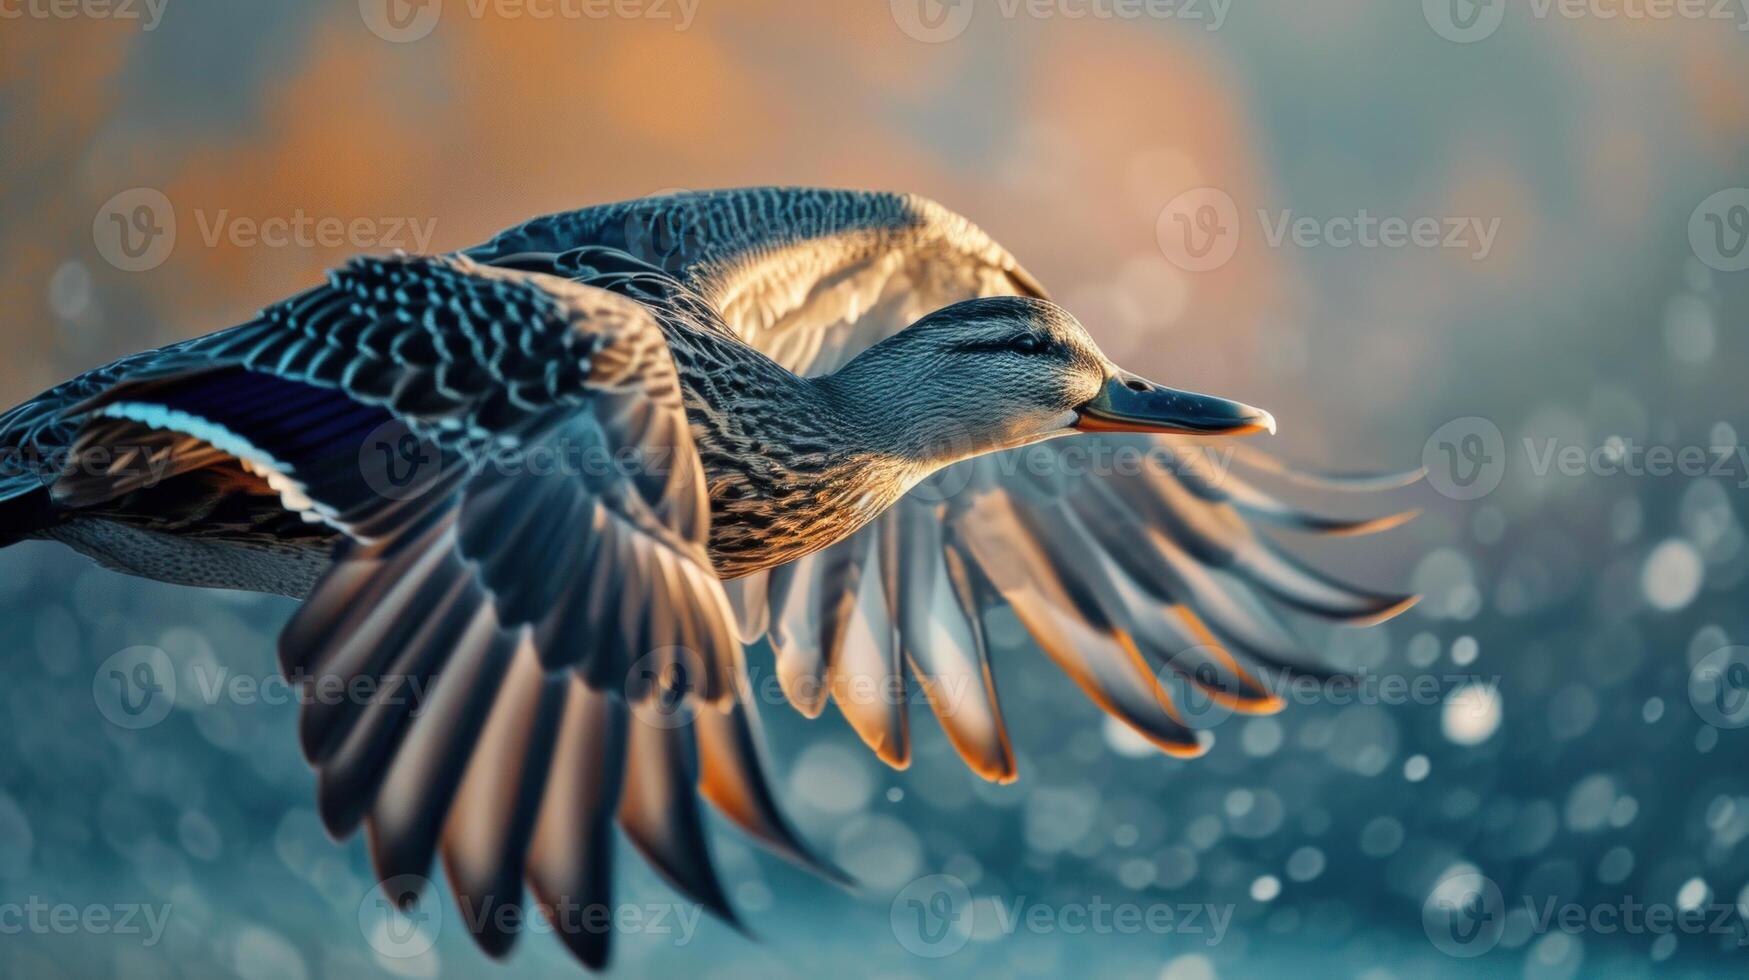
[
  {"x1": 827, "y1": 520, "x2": 910, "y2": 768},
  {"x1": 898, "y1": 502, "x2": 1017, "y2": 783},
  {"x1": 45, "y1": 252, "x2": 820, "y2": 969},
  {"x1": 525, "y1": 678, "x2": 628, "y2": 969}
]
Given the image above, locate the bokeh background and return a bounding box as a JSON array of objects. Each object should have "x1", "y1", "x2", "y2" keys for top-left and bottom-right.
[{"x1": 2, "y1": 1, "x2": 1748, "y2": 977}]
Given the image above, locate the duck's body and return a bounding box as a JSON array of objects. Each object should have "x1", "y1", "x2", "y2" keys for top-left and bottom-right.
[
  {"x1": 638, "y1": 293, "x2": 918, "y2": 579},
  {"x1": 0, "y1": 188, "x2": 1413, "y2": 971}
]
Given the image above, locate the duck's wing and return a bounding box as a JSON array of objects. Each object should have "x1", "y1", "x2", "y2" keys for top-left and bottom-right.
[
  {"x1": 471, "y1": 188, "x2": 1419, "y2": 780},
  {"x1": 50, "y1": 253, "x2": 835, "y2": 968}
]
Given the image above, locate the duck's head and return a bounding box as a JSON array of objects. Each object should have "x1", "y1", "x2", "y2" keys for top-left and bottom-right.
[{"x1": 825, "y1": 296, "x2": 1274, "y2": 470}]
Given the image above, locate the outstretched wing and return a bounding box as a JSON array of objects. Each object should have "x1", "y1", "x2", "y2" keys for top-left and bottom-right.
[
  {"x1": 51, "y1": 253, "x2": 835, "y2": 968},
  {"x1": 469, "y1": 188, "x2": 1419, "y2": 782}
]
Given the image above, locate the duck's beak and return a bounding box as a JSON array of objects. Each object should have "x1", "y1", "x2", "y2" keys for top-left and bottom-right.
[{"x1": 1073, "y1": 369, "x2": 1277, "y2": 436}]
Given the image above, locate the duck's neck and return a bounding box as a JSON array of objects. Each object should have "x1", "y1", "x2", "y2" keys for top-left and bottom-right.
[{"x1": 670, "y1": 331, "x2": 937, "y2": 578}]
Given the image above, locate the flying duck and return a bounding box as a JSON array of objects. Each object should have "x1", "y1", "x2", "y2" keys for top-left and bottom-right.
[{"x1": 0, "y1": 187, "x2": 1417, "y2": 967}]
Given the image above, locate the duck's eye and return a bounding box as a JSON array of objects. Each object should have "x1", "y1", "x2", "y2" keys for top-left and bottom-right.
[{"x1": 953, "y1": 335, "x2": 1049, "y2": 356}]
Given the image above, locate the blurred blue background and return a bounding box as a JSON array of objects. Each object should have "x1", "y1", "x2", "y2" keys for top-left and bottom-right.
[{"x1": 1, "y1": 0, "x2": 1747, "y2": 976}]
